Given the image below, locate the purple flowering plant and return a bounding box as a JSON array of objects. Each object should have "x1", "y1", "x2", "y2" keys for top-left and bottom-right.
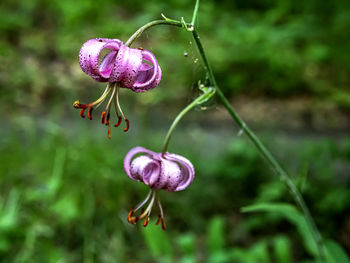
[
  {"x1": 74, "y1": 38, "x2": 161, "y2": 137},
  {"x1": 73, "y1": 0, "x2": 328, "y2": 260}
]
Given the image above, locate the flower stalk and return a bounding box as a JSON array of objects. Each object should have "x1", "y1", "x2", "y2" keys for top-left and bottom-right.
[{"x1": 125, "y1": 3, "x2": 326, "y2": 260}]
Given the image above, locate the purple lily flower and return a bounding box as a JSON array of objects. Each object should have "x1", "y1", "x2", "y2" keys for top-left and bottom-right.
[
  {"x1": 124, "y1": 146, "x2": 195, "y2": 229},
  {"x1": 73, "y1": 38, "x2": 162, "y2": 138}
]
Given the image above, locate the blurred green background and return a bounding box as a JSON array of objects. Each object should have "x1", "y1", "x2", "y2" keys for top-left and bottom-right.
[{"x1": 1, "y1": 0, "x2": 350, "y2": 262}]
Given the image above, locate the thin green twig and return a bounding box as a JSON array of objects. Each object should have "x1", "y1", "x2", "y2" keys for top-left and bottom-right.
[
  {"x1": 191, "y1": 28, "x2": 326, "y2": 261},
  {"x1": 161, "y1": 87, "x2": 215, "y2": 154},
  {"x1": 125, "y1": 9, "x2": 326, "y2": 261},
  {"x1": 125, "y1": 20, "x2": 182, "y2": 47},
  {"x1": 191, "y1": 0, "x2": 200, "y2": 25}
]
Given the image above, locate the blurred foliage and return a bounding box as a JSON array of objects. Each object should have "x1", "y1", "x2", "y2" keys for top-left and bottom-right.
[
  {"x1": 1, "y1": 0, "x2": 350, "y2": 262},
  {"x1": 1, "y1": 0, "x2": 350, "y2": 115},
  {"x1": 1, "y1": 120, "x2": 350, "y2": 262}
]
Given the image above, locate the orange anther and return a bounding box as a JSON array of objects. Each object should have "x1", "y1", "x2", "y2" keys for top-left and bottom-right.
[
  {"x1": 143, "y1": 216, "x2": 150, "y2": 227},
  {"x1": 127, "y1": 210, "x2": 134, "y2": 223},
  {"x1": 101, "y1": 111, "x2": 106, "y2": 124}
]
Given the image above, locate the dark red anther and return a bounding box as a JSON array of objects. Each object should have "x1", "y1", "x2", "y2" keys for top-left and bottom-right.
[
  {"x1": 114, "y1": 116, "x2": 122, "y2": 127},
  {"x1": 123, "y1": 119, "x2": 130, "y2": 132},
  {"x1": 88, "y1": 107, "x2": 93, "y2": 120},
  {"x1": 138, "y1": 47, "x2": 144, "y2": 50},
  {"x1": 101, "y1": 111, "x2": 106, "y2": 124},
  {"x1": 161, "y1": 218, "x2": 166, "y2": 230},
  {"x1": 105, "y1": 113, "x2": 110, "y2": 126},
  {"x1": 155, "y1": 215, "x2": 161, "y2": 225},
  {"x1": 80, "y1": 108, "x2": 86, "y2": 118}
]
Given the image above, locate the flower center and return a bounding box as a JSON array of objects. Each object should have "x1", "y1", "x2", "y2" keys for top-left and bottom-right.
[
  {"x1": 73, "y1": 82, "x2": 129, "y2": 138},
  {"x1": 127, "y1": 190, "x2": 166, "y2": 230}
]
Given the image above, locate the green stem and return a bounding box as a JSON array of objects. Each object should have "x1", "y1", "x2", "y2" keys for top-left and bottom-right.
[
  {"x1": 124, "y1": 16, "x2": 326, "y2": 261},
  {"x1": 191, "y1": 0, "x2": 200, "y2": 25},
  {"x1": 125, "y1": 20, "x2": 182, "y2": 47},
  {"x1": 161, "y1": 88, "x2": 214, "y2": 154},
  {"x1": 191, "y1": 28, "x2": 326, "y2": 261}
]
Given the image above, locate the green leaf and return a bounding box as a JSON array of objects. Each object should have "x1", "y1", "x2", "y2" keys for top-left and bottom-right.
[
  {"x1": 229, "y1": 240, "x2": 270, "y2": 263},
  {"x1": 206, "y1": 216, "x2": 225, "y2": 254},
  {"x1": 241, "y1": 203, "x2": 318, "y2": 257},
  {"x1": 324, "y1": 239, "x2": 350, "y2": 263},
  {"x1": 141, "y1": 223, "x2": 173, "y2": 261},
  {"x1": 273, "y1": 235, "x2": 291, "y2": 263}
]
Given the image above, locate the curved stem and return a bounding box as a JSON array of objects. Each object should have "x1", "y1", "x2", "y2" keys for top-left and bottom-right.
[
  {"x1": 191, "y1": 0, "x2": 200, "y2": 26},
  {"x1": 191, "y1": 28, "x2": 326, "y2": 261},
  {"x1": 125, "y1": 14, "x2": 326, "y2": 261},
  {"x1": 125, "y1": 20, "x2": 182, "y2": 47},
  {"x1": 161, "y1": 88, "x2": 214, "y2": 154}
]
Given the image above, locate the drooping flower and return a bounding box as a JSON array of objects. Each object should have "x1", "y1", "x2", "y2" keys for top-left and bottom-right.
[
  {"x1": 124, "y1": 147, "x2": 195, "y2": 229},
  {"x1": 73, "y1": 38, "x2": 162, "y2": 138}
]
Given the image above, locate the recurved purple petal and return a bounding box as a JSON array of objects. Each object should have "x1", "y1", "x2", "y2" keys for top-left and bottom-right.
[
  {"x1": 164, "y1": 153, "x2": 195, "y2": 191},
  {"x1": 158, "y1": 156, "x2": 181, "y2": 191},
  {"x1": 79, "y1": 38, "x2": 121, "y2": 82},
  {"x1": 130, "y1": 155, "x2": 160, "y2": 184},
  {"x1": 124, "y1": 147, "x2": 156, "y2": 181},
  {"x1": 109, "y1": 44, "x2": 142, "y2": 88},
  {"x1": 132, "y1": 49, "x2": 162, "y2": 92}
]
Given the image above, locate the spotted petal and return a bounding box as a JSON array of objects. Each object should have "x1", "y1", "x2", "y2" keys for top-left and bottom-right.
[
  {"x1": 124, "y1": 147, "x2": 156, "y2": 181},
  {"x1": 131, "y1": 50, "x2": 162, "y2": 92},
  {"x1": 164, "y1": 153, "x2": 195, "y2": 191},
  {"x1": 79, "y1": 38, "x2": 122, "y2": 82}
]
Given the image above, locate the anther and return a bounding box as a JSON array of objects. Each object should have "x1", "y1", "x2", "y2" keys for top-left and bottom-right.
[
  {"x1": 80, "y1": 108, "x2": 86, "y2": 118},
  {"x1": 88, "y1": 107, "x2": 93, "y2": 120},
  {"x1": 123, "y1": 119, "x2": 130, "y2": 132},
  {"x1": 161, "y1": 218, "x2": 166, "y2": 230},
  {"x1": 101, "y1": 111, "x2": 106, "y2": 124},
  {"x1": 73, "y1": 101, "x2": 80, "y2": 108},
  {"x1": 114, "y1": 116, "x2": 122, "y2": 127},
  {"x1": 143, "y1": 216, "x2": 150, "y2": 227},
  {"x1": 105, "y1": 113, "x2": 110, "y2": 126},
  {"x1": 127, "y1": 210, "x2": 134, "y2": 223},
  {"x1": 155, "y1": 215, "x2": 161, "y2": 225}
]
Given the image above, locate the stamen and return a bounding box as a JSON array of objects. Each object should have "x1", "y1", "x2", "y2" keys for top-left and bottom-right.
[
  {"x1": 80, "y1": 108, "x2": 86, "y2": 118},
  {"x1": 115, "y1": 87, "x2": 130, "y2": 132},
  {"x1": 123, "y1": 119, "x2": 130, "y2": 132},
  {"x1": 101, "y1": 111, "x2": 106, "y2": 124},
  {"x1": 137, "y1": 191, "x2": 156, "y2": 220},
  {"x1": 143, "y1": 216, "x2": 150, "y2": 227},
  {"x1": 105, "y1": 113, "x2": 110, "y2": 126},
  {"x1": 135, "y1": 190, "x2": 153, "y2": 212},
  {"x1": 161, "y1": 218, "x2": 166, "y2": 230},
  {"x1": 127, "y1": 210, "x2": 134, "y2": 223},
  {"x1": 74, "y1": 84, "x2": 111, "y2": 111},
  {"x1": 157, "y1": 198, "x2": 166, "y2": 230},
  {"x1": 88, "y1": 107, "x2": 93, "y2": 120},
  {"x1": 127, "y1": 191, "x2": 159, "y2": 227},
  {"x1": 114, "y1": 116, "x2": 122, "y2": 127}
]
